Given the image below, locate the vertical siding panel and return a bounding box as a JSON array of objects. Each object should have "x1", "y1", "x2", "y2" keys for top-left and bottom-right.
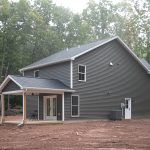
[
  {"x1": 26, "y1": 96, "x2": 38, "y2": 119},
  {"x1": 57, "y1": 95, "x2": 62, "y2": 120},
  {"x1": 64, "y1": 92, "x2": 72, "y2": 120},
  {"x1": 39, "y1": 95, "x2": 44, "y2": 120}
]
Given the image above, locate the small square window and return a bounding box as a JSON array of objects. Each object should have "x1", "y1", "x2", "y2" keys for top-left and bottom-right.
[{"x1": 34, "y1": 70, "x2": 39, "y2": 78}]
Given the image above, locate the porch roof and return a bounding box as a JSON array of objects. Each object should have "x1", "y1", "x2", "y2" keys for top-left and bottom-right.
[{"x1": 0, "y1": 75, "x2": 74, "y2": 94}]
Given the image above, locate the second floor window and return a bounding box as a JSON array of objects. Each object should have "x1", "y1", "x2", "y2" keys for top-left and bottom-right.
[
  {"x1": 78, "y1": 65, "x2": 86, "y2": 81},
  {"x1": 34, "y1": 70, "x2": 39, "y2": 78}
]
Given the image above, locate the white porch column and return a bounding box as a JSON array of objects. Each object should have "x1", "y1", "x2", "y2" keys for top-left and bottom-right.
[
  {"x1": 1, "y1": 94, "x2": 5, "y2": 123},
  {"x1": 22, "y1": 92, "x2": 27, "y2": 124},
  {"x1": 38, "y1": 96, "x2": 39, "y2": 120},
  {"x1": 62, "y1": 93, "x2": 64, "y2": 121}
]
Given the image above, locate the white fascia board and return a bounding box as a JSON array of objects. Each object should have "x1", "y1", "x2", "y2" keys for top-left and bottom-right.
[
  {"x1": 0, "y1": 76, "x2": 10, "y2": 92},
  {"x1": 116, "y1": 37, "x2": 150, "y2": 73},
  {"x1": 0, "y1": 75, "x2": 23, "y2": 93},
  {"x1": 19, "y1": 59, "x2": 71, "y2": 72},
  {"x1": 8, "y1": 75, "x2": 23, "y2": 89},
  {"x1": 71, "y1": 36, "x2": 118, "y2": 60},
  {"x1": 2, "y1": 90, "x2": 24, "y2": 95},
  {"x1": 70, "y1": 60, "x2": 73, "y2": 88},
  {"x1": 23, "y1": 87, "x2": 75, "y2": 93}
]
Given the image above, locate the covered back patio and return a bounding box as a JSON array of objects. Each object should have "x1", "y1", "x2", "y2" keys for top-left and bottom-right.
[{"x1": 0, "y1": 75, "x2": 73, "y2": 125}]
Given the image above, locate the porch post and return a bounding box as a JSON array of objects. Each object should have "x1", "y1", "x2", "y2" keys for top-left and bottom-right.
[
  {"x1": 1, "y1": 94, "x2": 5, "y2": 123},
  {"x1": 38, "y1": 96, "x2": 39, "y2": 120},
  {"x1": 22, "y1": 92, "x2": 27, "y2": 124},
  {"x1": 62, "y1": 93, "x2": 64, "y2": 121}
]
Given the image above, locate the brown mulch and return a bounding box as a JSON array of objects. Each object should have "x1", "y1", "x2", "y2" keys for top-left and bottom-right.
[{"x1": 0, "y1": 119, "x2": 150, "y2": 150}]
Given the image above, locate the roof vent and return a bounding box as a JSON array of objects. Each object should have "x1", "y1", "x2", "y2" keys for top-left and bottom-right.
[{"x1": 66, "y1": 48, "x2": 69, "y2": 51}]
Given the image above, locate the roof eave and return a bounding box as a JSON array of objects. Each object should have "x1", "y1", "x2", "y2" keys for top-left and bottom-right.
[
  {"x1": 19, "y1": 58, "x2": 72, "y2": 72},
  {"x1": 71, "y1": 36, "x2": 118, "y2": 60},
  {"x1": 23, "y1": 87, "x2": 75, "y2": 93},
  {"x1": 0, "y1": 75, "x2": 23, "y2": 93}
]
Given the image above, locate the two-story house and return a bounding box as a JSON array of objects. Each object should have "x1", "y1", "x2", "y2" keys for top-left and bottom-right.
[{"x1": 0, "y1": 36, "x2": 150, "y2": 124}]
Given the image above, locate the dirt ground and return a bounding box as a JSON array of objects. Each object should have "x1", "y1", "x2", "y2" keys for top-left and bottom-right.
[{"x1": 0, "y1": 119, "x2": 150, "y2": 150}]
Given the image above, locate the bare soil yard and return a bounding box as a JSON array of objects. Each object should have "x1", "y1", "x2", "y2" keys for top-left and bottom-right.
[{"x1": 0, "y1": 119, "x2": 150, "y2": 150}]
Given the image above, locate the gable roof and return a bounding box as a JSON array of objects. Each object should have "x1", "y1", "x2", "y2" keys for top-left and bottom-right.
[
  {"x1": 0, "y1": 75, "x2": 74, "y2": 93},
  {"x1": 20, "y1": 36, "x2": 150, "y2": 74},
  {"x1": 19, "y1": 37, "x2": 116, "y2": 72}
]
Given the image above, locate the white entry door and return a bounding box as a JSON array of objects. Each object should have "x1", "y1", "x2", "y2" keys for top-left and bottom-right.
[
  {"x1": 44, "y1": 96, "x2": 57, "y2": 120},
  {"x1": 125, "y1": 98, "x2": 131, "y2": 119}
]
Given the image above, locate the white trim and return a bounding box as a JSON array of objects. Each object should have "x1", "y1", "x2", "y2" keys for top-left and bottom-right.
[
  {"x1": 125, "y1": 98, "x2": 132, "y2": 119},
  {"x1": 43, "y1": 95, "x2": 57, "y2": 120},
  {"x1": 20, "y1": 59, "x2": 71, "y2": 72},
  {"x1": 62, "y1": 93, "x2": 64, "y2": 121},
  {"x1": 0, "y1": 75, "x2": 23, "y2": 92},
  {"x1": 71, "y1": 36, "x2": 118, "y2": 60},
  {"x1": 2, "y1": 90, "x2": 24, "y2": 95},
  {"x1": 22, "y1": 91, "x2": 26, "y2": 123},
  {"x1": 24, "y1": 87, "x2": 75, "y2": 93},
  {"x1": 1, "y1": 94, "x2": 5, "y2": 123},
  {"x1": 8, "y1": 75, "x2": 23, "y2": 89},
  {"x1": 70, "y1": 60, "x2": 73, "y2": 88},
  {"x1": 34, "y1": 70, "x2": 39, "y2": 78},
  {"x1": 38, "y1": 96, "x2": 39, "y2": 120},
  {"x1": 43, "y1": 97, "x2": 45, "y2": 120},
  {"x1": 71, "y1": 95, "x2": 80, "y2": 117},
  {"x1": 0, "y1": 76, "x2": 10, "y2": 92},
  {"x1": 78, "y1": 64, "x2": 86, "y2": 82}
]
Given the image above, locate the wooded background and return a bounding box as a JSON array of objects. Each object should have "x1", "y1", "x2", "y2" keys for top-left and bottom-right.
[{"x1": 0, "y1": 0, "x2": 150, "y2": 82}]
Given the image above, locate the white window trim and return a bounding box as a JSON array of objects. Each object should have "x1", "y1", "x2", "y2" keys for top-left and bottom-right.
[
  {"x1": 34, "y1": 70, "x2": 39, "y2": 78},
  {"x1": 70, "y1": 60, "x2": 73, "y2": 88},
  {"x1": 78, "y1": 64, "x2": 86, "y2": 82},
  {"x1": 71, "y1": 95, "x2": 80, "y2": 117}
]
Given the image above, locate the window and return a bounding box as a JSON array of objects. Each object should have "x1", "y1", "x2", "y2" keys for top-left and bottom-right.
[
  {"x1": 125, "y1": 99, "x2": 129, "y2": 109},
  {"x1": 71, "y1": 95, "x2": 79, "y2": 117},
  {"x1": 34, "y1": 70, "x2": 39, "y2": 78},
  {"x1": 78, "y1": 65, "x2": 86, "y2": 81}
]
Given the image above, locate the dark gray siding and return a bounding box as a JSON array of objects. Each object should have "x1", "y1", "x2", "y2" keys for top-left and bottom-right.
[
  {"x1": 64, "y1": 92, "x2": 72, "y2": 120},
  {"x1": 57, "y1": 95, "x2": 62, "y2": 120},
  {"x1": 26, "y1": 96, "x2": 38, "y2": 119},
  {"x1": 2, "y1": 80, "x2": 20, "y2": 92},
  {"x1": 39, "y1": 94, "x2": 43, "y2": 120},
  {"x1": 71, "y1": 40, "x2": 150, "y2": 119},
  {"x1": 24, "y1": 62, "x2": 70, "y2": 87}
]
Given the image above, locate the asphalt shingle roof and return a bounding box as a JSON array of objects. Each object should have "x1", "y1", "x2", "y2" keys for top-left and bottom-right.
[
  {"x1": 20, "y1": 38, "x2": 110, "y2": 71},
  {"x1": 19, "y1": 36, "x2": 150, "y2": 74},
  {"x1": 10, "y1": 75, "x2": 71, "y2": 90}
]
